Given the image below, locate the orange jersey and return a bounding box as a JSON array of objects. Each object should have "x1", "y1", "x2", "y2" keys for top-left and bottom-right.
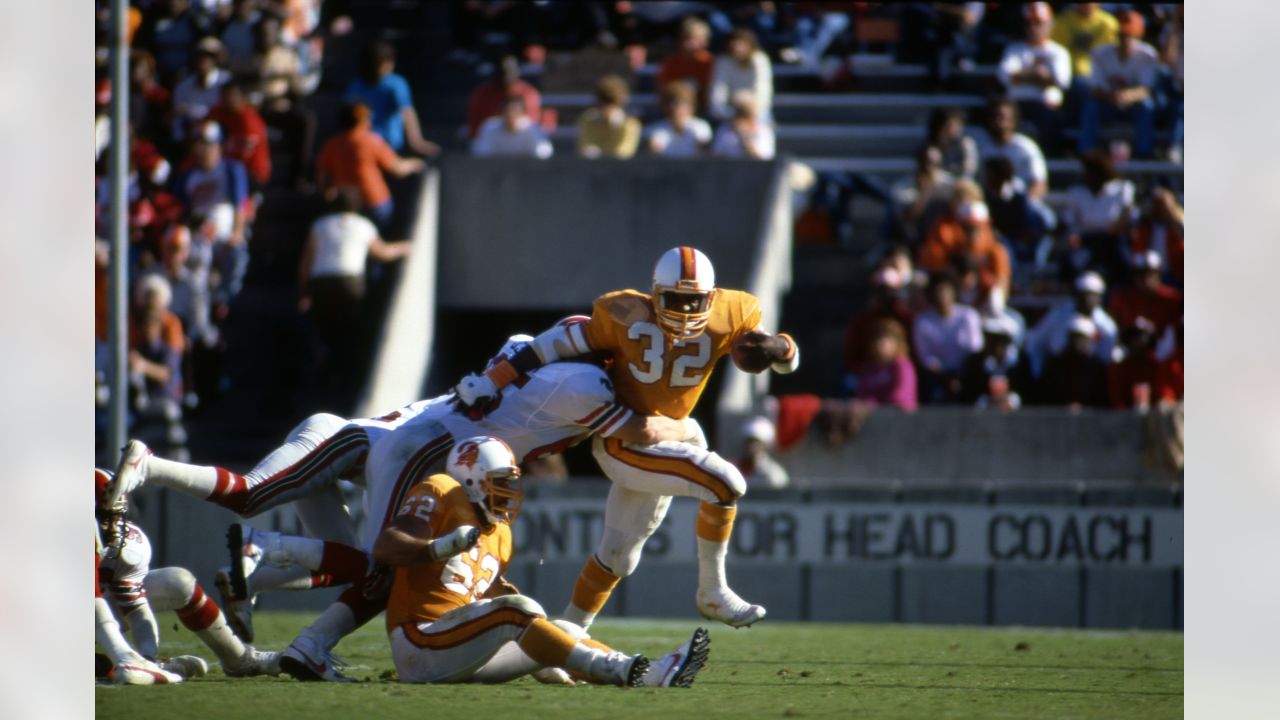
[
  {"x1": 581, "y1": 289, "x2": 761, "y2": 419},
  {"x1": 384, "y1": 474, "x2": 513, "y2": 631}
]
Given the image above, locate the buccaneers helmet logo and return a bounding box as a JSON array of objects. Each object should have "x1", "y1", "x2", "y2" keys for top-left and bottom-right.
[{"x1": 454, "y1": 441, "x2": 480, "y2": 469}]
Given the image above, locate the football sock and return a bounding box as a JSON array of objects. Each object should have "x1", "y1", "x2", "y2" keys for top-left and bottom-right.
[
  {"x1": 95, "y1": 597, "x2": 143, "y2": 665},
  {"x1": 297, "y1": 599, "x2": 356, "y2": 651},
  {"x1": 147, "y1": 456, "x2": 221, "y2": 498},
  {"x1": 249, "y1": 562, "x2": 321, "y2": 593},
  {"x1": 176, "y1": 584, "x2": 248, "y2": 666},
  {"x1": 695, "y1": 502, "x2": 737, "y2": 592},
  {"x1": 317, "y1": 542, "x2": 372, "y2": 582},
  {"x1": 565, "y1": 555, "x2": 620, "y2": 628},
  {"x1": 518, "y1": 618, "x2": 578, "y2": 668}
]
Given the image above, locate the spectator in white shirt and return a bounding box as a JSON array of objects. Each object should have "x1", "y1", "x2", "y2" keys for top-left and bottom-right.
[
  {"x1": 709, "y1": 28, "x2": 773, "y2": 121},
  {"x1": 1078, "y1": 10, "x2": 1159, "y2": 158},
  {"x1": 711, "y1": 92, "x2": 775, "y2": 160},
  {"x1": 913, "y1": 272, "x2": 983, "y2": 403},
  {"x1": 1024, "y1": 271, "x2": 1118, "y2": 378},
  {"x1": 172, "y1": 38, "x2": 231, "y2": 143},
  {"x1": 471, "y1": 96, "x2": 554, "y2": 159},
  {"x1": 297, "y1": 186, "x2": 410, "y2": 392},
  {"x1": 1063, "y1": 150, "x2": 1135, "y2": 282},
  {"x1": 973, "y1": 98, "x2": 1048, "y2": 199},
  {"x1": 646, "y1": 81, "x2": 712, "y2": 157},
  {"x1": 997, "y1": 2, "x2": 1071, "y2": 152}
]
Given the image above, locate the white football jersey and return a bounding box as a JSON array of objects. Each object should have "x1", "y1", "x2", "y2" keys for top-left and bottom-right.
[
  {"x1": 99, "y1": 521, "x2": 152, "y2": 612},
  {"x1": 359, "y1": 362, "x2": 634, "y2": 550}
]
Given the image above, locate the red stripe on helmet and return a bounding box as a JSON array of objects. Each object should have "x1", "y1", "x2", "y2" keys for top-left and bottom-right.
[{"x1": 679, "y1": 247, "x2": 696, "y2": 282}]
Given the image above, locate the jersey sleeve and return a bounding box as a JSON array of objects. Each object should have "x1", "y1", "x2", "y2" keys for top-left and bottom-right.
[
  {"x1": 581, "y1": 292, "x2": 632, "y2": 354},
  {"x1": 393, "y1": 478, "x2": 454, "y2": 539},
  {"x1": 546, "y1": 366, "x2": 635, "y2": 439},
  {"x1": 729, "y1": 291, "x2": 764, "y2": 340}
]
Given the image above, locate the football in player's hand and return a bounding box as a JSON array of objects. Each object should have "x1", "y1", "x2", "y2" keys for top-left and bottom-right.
[{"x1": 731, "y1": 331, "x2": 784, "y2": 373}]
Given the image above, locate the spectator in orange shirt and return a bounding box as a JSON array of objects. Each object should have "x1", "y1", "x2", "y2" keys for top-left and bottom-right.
[
  {"x1": 656, "y1": 17, "x2": 715, "y2": 114},
  {"x1": 208, "y1": 82, "x2": 271, "y2": 187},
  {"x1": 315, "y1": 103, "x2": 425, "y2": 230},
  {"x1": 918, "y1": 180, "x2": 1011, "y2": 301},
  {"x1": 465, "y1": 55, "x2": 542, "y2": 139},
  {"x1": 1108, "y1": 250, "x2": 1182, "y2": 337}
]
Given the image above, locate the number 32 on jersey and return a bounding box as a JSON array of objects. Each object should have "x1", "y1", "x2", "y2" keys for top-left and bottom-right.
[{"x1": 627, "y1": 321, "x2": 712, "y2": 387}]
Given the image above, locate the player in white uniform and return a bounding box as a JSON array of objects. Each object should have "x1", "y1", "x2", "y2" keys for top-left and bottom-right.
[
  {"x1": 104, "y1": 399, "x2": 434, "y2": 547},
  {"x1": 267, "y1": 336, "x2": 696, "y2": 680},
  {"x1": 94, "y1": 469, "x2": 280, "y2": 681}
]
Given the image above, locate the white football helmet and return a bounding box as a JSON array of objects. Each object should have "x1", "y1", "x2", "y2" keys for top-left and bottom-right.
[
  {"x1": 486, "y1": 334, "x2": 535, "y2": 370},
  {"x1": 446, "y1": 436, "x2": 523, "y2": 525},
  {"x1": 652, "y1": 247, "x2": 717, "y2": 339}
]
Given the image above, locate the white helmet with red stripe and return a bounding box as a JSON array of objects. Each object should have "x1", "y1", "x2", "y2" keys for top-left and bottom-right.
[
  {"x1": 446, "y1": 435, "x2": 523, "y2": 525},
  {"x1": 652, "y1": 246, "x2": 717, "y2": 339}
]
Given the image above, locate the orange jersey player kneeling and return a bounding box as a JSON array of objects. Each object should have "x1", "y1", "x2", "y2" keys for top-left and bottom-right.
[
  {"x1": 453, "y1": 247, "x2": 800, "y2": 629},
  {"x1": 375, "y1": 435, "x2": 709, "y2": 687}
]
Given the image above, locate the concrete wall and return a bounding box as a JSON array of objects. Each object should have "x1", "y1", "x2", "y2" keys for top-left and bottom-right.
[
  {"x1": 435, "y1": 156, "x2": 784, "y2": 309},
  {"x1": 778, "y1": 407, "x2": 1167, "y2": 483}
]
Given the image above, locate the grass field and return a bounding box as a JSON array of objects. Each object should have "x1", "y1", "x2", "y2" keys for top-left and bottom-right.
[{"x1": 96, "y1": 611, "x2": 1182, "y2": 719}]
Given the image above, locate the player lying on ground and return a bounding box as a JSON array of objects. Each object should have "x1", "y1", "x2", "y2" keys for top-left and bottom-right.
[
  {"x1": 207, "y1": 337, "x2": 693, "y2": 677},
  {"x1": 95, "y1": 469, "x2": 279, "y2": 683},
  {"x1": 454, "y1": 246, "x2": 799, "y2": 629},
  {"x1": 375, "y1": 435, "x2": 710, "y2": 687}
]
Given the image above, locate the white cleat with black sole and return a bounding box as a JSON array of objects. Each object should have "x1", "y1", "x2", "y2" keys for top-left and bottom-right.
[
  {"x1": 642, "y1": 627, "x2": 711, "y2": 688},
  {"x1": 105, "y1": 439, "x2": 152, "y2": 510}
]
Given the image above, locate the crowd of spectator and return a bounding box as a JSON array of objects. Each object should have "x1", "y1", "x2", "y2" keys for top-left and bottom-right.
[
  {"x1": 95, "y1": 1, "x2": 423, "y2": 457},
  {"x1": 95, "y1": 1, "x2": 1186, "y2": 469}
]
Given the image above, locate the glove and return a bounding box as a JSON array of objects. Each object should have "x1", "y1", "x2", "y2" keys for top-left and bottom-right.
[
  {"x1": 430, "y1": 525, "x2": 481, "y2": 561},
  {"x1": 532, "y1": 666, "x2": 576, "y2": 685},
  {"x1": 453, "y1": 373, "x2": 500, "y2": 417}
]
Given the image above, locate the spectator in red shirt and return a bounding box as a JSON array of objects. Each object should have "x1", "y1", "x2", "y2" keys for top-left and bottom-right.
[
  {"x1": 315, "y1": 103, "x2": 425, "y2": 230},
  {"x1": 1107, "y1": 317, "x2": 1169, "y2": 410},
  {"x1": 847, "y1": 318, "x2": 918, "y2": 411},
  {"x1": 843, "y1": 266, "x2": 915, "y2": 375},
  {"x1": 208, "y1": 82, "x2": 271, "y2": 187},
  {"x1": 129, "y1": 49, "x2": 172, "y2": 147},
  {"x1": 465, "y1": 55, "x2": 542, "y2": 139},
  {"x1": 1129, "y1": 185, "x2": 1184, "y2": 287},
  {"x1": 1108, "y1": 250, "x2": 1182, "y2": 336},
  {"x1": 657, "y1": 17, "x2": 715, "y2": 114}
]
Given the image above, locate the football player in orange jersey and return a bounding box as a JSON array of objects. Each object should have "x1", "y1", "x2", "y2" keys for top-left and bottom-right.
[
  {"x1": 374, "y1": 435, "x2": 710, "y2": 687},
  {"x1": 454, "y1": 247, "x2": 799, "y2": 628}
]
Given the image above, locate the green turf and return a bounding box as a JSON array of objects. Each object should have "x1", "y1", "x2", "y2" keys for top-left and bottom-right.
[{"x1": 96, "y1": 611, "x2": 1182, "y2": 719}]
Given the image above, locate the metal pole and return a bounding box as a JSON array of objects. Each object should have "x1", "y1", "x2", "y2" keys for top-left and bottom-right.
[{"x1": 107, "y1": 0, "x2": 130, "y2": 466}]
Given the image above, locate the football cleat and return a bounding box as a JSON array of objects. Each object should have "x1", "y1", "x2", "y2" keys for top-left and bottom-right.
[
  {"x1": 696, "y1": 587, "x2": 767, "y2": 628},
  {"x1": 114, "y1": 655, "x2": 184, "y2": 685},
  {"x1": 223, "y1": 647, "x2": 282, "y2": 678},
  {"x1": 622, "y1": 654, "x2": 650, "y2": 688},
  {"x1": 642, "y1": 627, "x2": 710, "y2": 688},
  {"x1": 214, "y1": 568, "x2": 255, "y2": 644},
  {"x1": 105, "y1": 440, "x2": 152, "y2": 510},
  {"x1": 280, "y1": 635, "x2": 354, "y2": 682},
  {"x1": 158, "y1": 655, "x2": 208, "y2": 679}
]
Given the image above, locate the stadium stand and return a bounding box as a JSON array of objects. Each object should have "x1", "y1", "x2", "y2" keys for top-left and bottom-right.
[{"x1": 96, "y1": 1, "x2": 1184, "y2": 479}]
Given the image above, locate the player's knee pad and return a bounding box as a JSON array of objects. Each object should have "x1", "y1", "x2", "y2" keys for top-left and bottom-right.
[
  {"x1": 143, "y1": 567, "x2": 197, "y2": 609},
  {"x1": 550, "y1": 619, "x2": 589, "y2": 641},
  {"x1": 596, "y1": 528, "x2": 648, "y2": 578},
  {"x1": 703, "y1": 452, "x2": 747, "y2": 500},
  {"x1": 492, "y1": 594, "x2": 546, "y2": 619}
]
